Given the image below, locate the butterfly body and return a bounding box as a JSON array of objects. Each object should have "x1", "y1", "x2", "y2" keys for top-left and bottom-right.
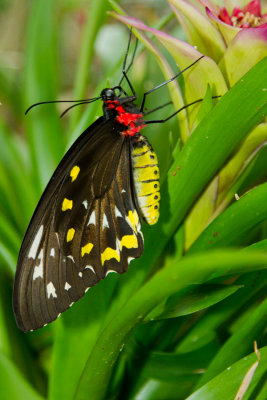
[{"x1": 13, "y1": 88, "x2": 160, "y2": 332}]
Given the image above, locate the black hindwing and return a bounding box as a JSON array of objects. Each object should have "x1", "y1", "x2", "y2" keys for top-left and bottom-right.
[{"x1": 13, "y1": 118, "x2": 143, "y2": 332}]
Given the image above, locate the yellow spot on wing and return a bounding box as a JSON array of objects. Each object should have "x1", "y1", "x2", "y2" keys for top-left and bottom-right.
[
  {"x1": 101, "y1": 248, "x2": 120, "y2": 265},
  {"x1": 81, "y1": 242, "x2": 94, "y2": 257},
  {"x1": 67, "y1": 228, "x2": 75, "y2": 242},
  {"x1": 62, "y1": 198, "x2": 73, "y2": 211},
  {"x1": 133, "y1": 210, "x2": 139, "y2": 225},
  {"x1": 121, "y1": 234, "x2": 138, "y2": 249},
  {"x1": 70, "y1": 165, "x2": 80, "y2": 182},
  {"x1": 128, "y1": 210, "x2": 139, "y2": 233}
]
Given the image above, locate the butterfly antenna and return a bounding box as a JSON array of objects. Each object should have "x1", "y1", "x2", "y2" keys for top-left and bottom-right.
[
  {"x1": 25, "y1": 97, "x2": 101, "y2": 115},
  {"x1": 118, "y1": 27, "x2": 138, "y2": 96},
  {"x1": 60, "y1": 97, "x2": 101, "y2": 118}
]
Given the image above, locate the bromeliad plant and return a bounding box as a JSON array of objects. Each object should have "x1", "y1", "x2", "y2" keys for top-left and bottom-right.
[
  {"x1": 169, "y1": 0, "x2": 267, "y2": 248},
  {"x1": 0, "y1": 1, "x2": 267, "y2": 400},
  {"x1": 112, "y1": 0, "x2": 267, "y2": 248}
]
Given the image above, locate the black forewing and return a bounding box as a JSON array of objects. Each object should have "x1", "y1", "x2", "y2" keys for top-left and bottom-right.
[{"x1": 13, "y1": 118, "x2": 144, "y2": 332}]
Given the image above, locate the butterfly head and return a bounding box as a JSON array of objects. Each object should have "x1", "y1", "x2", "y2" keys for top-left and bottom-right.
[
  {"x1": 100, "y1": 88, "x2": 117, "y2": 101},
  {"x1": 101, "y1": 87, "x2": 145, "y2": 137}
]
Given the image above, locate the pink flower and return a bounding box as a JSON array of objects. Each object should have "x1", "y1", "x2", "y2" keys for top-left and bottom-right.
[
  {"x1": 168, "y1": 0, "x2": 267, "y2": 85},
  {"x1": 218, "y1": 0, "x2": 267, "y2": 28}
]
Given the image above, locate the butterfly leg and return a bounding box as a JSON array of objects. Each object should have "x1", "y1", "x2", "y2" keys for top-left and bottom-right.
[
  {"x1": 145, "y1": 95, "x2": 220, "y2": 124},
  {"x1": 140, "y1": 56, "x2": 204, "y2": 112},
  {"x1": 145, "y1": 98, "x2": 204, "y2": 124},
  {"x1": 143, "y1": 101, "x2": 172, "y2": 117}
]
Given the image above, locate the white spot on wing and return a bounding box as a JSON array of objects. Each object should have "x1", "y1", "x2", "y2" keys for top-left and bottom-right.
[
  {"x1": 78, "y1": 272, "x2": 83, "y2": 278},
  {"x1": 116, "y1": 238, "x2": 122, "y2": 252},
  {"x1": 55, "y1": 232, "x2": 60, "y2": 245},
  {"x1": 64, "y1": 282, "x2": 71, "y2": 291},
  {"x1": 87, "y1": 211, "x2": 96, "y2": 226},
  {"x1": 115, "y1": 206, "x2": 123, "y2": 218},
  {"x1": 128, "y1": 257, "x2": 135, "y2": 264},
  {"x1": 28, "y1": 225, "x2": 43, "y2": 258},
  {"x1": 47, "y1": 282, "x2": 57, "y2": 298},
  {"x1": 105, "y1": 270, "x2": 117, "y2": 276},
  {"x1": 83, "y1": 200, "x2": 88, "y2": 209},
  {"x1": 85, "y1": 287, "x2": 90, "y2": 293},
  {"x1": 102, "y1": 213, "x2": 109, "y2": 230},
  {"x1": 85, "y1": 265, "x2": 95, "y2": 274},
  {"x1": 67, "y1": 255, "x2": 74, "y2": 262},
  {"x1": 121, "y1": 189, "x2": 126, "y2": 193},
  {"x1": 50, "y1": 248, "x2": 55, "y2": 257},
  {"x1": 33, "y1": 249, "x2": 44, "y2": 280}
]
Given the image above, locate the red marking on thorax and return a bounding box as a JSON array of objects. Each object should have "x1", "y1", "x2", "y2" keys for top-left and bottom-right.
[
  {"x1": 106, "y1": 100, "x2": 145, "y2": 137},
  {"x1": 106, "y1": 100, "x2": 119, "y2": 108}
]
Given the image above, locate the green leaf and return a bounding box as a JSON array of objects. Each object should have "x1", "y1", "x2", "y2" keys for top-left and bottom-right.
[
  {"x1": 191, "y1": 85, "x2": 214, "y2": 129},
  {"x1": 132, "y1": 378, "x2": 195, "y2": 400},
  {"x1": 187, "y1": 346, "x2": 267, "y2": 400},
  {"x1": 0, "y1": 268, "x2": 46, "y2": 395},
  {"x1": 0, "y1": 211, "x2": 21, "y2": 252},
  {"x1": 185, "y1": 122, "x2": 267, "y2": 249},
  {"x1": 0, "y1": 64, "x2": 22, "y2": 117},
  {"x1": 215, "y1": 122, "x2": 267, "y2": 209},
  {"x1": 189, "y1": 182, "x2": 267, "y2": 253},
  {"x1": 220, "y1": 28, "x2": 267, "y2": 86},
  {"x1": 238, "y1": 145, "x2": 267, "y2": 194},
  {"x1": 139, "y1": 348, "x2": 215, "y2": 380},
  {"x1": 0, "y1": 352, "x2": 44, "y2": 400},
  {"x1": 130, "y1": 342, "x2": 217, "y2": 400},
  {"x1": 73, "y1": 249, "x2": 267, "y2": 399},
  {"x1": 197, "y1": 298, "x2": 267, "y2": 387},
  {"x1": 175, "y1": 269, "x2": 267, "y2": 354},
  {"x1": 146, "y1": 283, "x2": 242, "y2": 321},
  {"x1": 48, "y1": 278, "x2": 118, "y2": 400},
  {"x1": 68, "y1": 0, "x2": 108, "y2": 133},
  {"x1": 24, "y1": 0, "x2": 65, "y2": 191},
  {"x1": 0, "y1": 122, "x2": 38, "y2": 231}
]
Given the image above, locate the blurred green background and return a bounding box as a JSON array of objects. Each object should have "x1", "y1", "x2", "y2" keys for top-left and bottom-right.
[{"x1": 0, "y1": 1, "x2": 267, "y2": 400}]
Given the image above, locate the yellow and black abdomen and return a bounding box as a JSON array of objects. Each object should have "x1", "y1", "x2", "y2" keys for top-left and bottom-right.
[{"x1": 131, "y1": 136, "x2": 160, "y2": 225}]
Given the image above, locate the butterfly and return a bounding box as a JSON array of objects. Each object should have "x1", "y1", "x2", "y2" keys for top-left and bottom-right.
[{"x1": 13, "y1": 31, "x2": 203, "y2": 332}]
